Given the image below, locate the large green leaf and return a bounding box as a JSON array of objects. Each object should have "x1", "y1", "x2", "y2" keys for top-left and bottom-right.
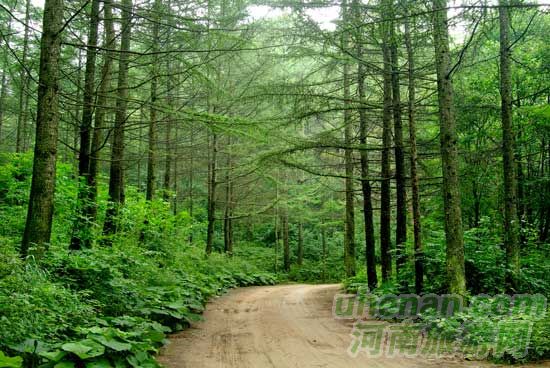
[
  {"x1": 0, "y1": 351, "x2": 22, "y2": 368},
  {"x1": 90, "y1": 335, "x2": 132, "y2": 352},
  {"x1": 62, "y1": 340, "x2": 105, "y2": 359},
  {"x1": 39, "y1": 350, "x2": 68, "y2": 362}
]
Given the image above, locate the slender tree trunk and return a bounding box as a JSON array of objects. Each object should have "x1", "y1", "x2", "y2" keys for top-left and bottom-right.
[
  {"x1": 297, "y1": 221, "x2": 304, "y2": 265},
  {"x1": 20, "y1": 0, "x2": 64, "y2": 257},
  {"x1": 73, "y1": 50, "x2": 83, "y2": 167},
  {"x1": 224, "y1": 137, "x2": 233, "y2": 255},
  {"x1": 163, "y1": 124, "x2": 173, "y2": 199},
  {"x1": 499, "y1": 0, "x2": 520, "y2": 291},
  {"x1": 163, "y1": 66, "x2": 173, "y2": 201},
  {"x1": 86, "y1": 0, "x2": 115, "y2": 225},
  {"x1": 321, "y1": 225, "x2": 327, "y2": 282},
  {"x1": 103, "y1": 0, "x2": 133, "y2": 239},
  {"x1": 188, "y1": 127, "x2": 194, "y2": 243},
  {"x1": 0, "y1": 19, "x2": 12, "y2": 145},
  {"x1": 389, "y1": 4, "x2": 407, "y2": 278},
  {"x1": 432, "y1": 0, "x2": 466, "y2": 295},
  {"x1": 0, "y1": 67, "x2": 6, "y2": 145},
  {"x1": 172, "y1": 123, "x2": 179, "y2": 215},
  {"x1": 70, "y1": 0, "x2": 101, "y2": 250},
  {"x1": 146, "y1": 0, "x2": 161, "y2": 201},
  {"x1": 516, "y1": 122, "x2": 525, "y2": 243},
  {"x1": 16, "y1": 0, "x2": 32, "y2": 153},
  {"x1": 380, "y1": 7, "x2": 393, "y2": 282},
  {"x1": 205, "y1": 133, "x2": 217, "y2": 255},
  {"x1": 283, "y1": 211, "x2": 290, "y2": 272},
  {"x1": 353, "y1": 0, "x2": 377, "y2": 290},
  {"x1": 274, "y1": 180, "x2": 279, "y2": 273},
  {"x1": 342, "y1": 0, "x2": 356, "y2": 277},
  {"x1": 405, "y1": 14, "x2": 423, "y2": 294},
  {"x1": 223, "y1": 180, "x2": 233, "y2": 255}
]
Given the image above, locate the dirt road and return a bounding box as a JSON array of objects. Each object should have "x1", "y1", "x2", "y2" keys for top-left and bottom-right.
[{"x1": 159, "y1": 284, "x2": 546, "y2": 368}]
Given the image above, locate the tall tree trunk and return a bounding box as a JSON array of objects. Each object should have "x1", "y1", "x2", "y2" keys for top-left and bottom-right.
[
  {"x1": 103, "y1": 0, "x2": 133, "y2": 239},
  {"x1": 499, "y1": 0, "x2": 520, "y2": 291},
  {"x1": 16, "y1": 0, "x2": 32, "y2": 153},
  {"x1": 70, "y1": 0, "x2": 101, "y2": 250},
  {"x1": 205, "y1": 133, "x2": 217, "y2": 255},
  {"x1": 389, "y1": 3, "x2": 407, "y2": 278},
  {"x1": 380, "y1": 6, "x2": 393, "y2": 282},
  {"x1": 20, "y1": 0, "x2": 64, "y2": 257},
  {"x1": 146, "y1": 0, "x2": 161, "y2": 201},
  {"x1": 86, "y1": 0, "x2": 115, "y2": 225},
  {"x1": 353, "y1": 0, "x2": 377, "y2": 290},
  {"x1": 342, "y1": 0, "x2": 356, "y2": 277},
  {"x1": 432, "y1": 0, "x2": 466, "y2": 295},
  {"x1": 405, "y1": 14, "x2": 423, "y2": 294}
]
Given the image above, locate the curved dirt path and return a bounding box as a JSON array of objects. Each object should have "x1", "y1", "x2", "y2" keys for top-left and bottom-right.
[{"x1": 159, "y1": 284, "x2": 547, "y2": 368}]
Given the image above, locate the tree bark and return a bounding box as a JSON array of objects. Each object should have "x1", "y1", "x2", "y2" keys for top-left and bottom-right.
[
  {"x1": 70, "y1": 0, "x2": 101, "y2": 250},
  {"x1": 21, "y1": 0, "x2": 64, "y2": 257},
  {"x1": 15, "y1": 0, "x2": 32, "y2": 153},
  {"x1": 205, "y1": 132, "x2": 217, "y2": 255},
  {"x1": 380, "y1": 5, "x2": 393, "y2": 282},
  {"x1": 146, "y1": 0, "x2": 161, "y2": 201},
  {"x1": 432, "y1": 0, "x2": 466, "y2": 295},
  {"x1": 163, "y1": 68, "x2": 174, "y2": 201},
  {"x1": 389, "y1": 4, "x2": 407, "y2": 278},
  {"x1": 342, "y1": 0, "x2": 356, "y2": 277},
  {"x1": 499, "y1": 0, "x2": 520, "y2": 290},
  {"x1": 86, "y1": 0, "x2": 115, "y2": 225},
  {"x1": 353, "y1": 0, "x2": 377, "y2": 290},
  {"x1": 103, "y1": 0, "x2": 133, "y2": 239},
  {"x1": 405, "y1": 14, "x2": 423, "y2": 294}
]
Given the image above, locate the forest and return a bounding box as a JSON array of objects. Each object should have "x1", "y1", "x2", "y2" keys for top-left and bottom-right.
[{"x1": 0, "y1": 0, "x2": 549, "y2": 366}]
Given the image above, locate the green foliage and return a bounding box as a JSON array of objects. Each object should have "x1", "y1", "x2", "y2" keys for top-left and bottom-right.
[
  {"x1": 0, "y1": 155, "x2": 276, "y2": 367},
  {"x1": 420, "y1": 297, "x2": 550, "y2": 363}
]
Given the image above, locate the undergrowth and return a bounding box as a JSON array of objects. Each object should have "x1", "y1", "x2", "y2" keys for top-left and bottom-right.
[{"x1": 0, "y1": 153, "x2": 276, "y2": 368}]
